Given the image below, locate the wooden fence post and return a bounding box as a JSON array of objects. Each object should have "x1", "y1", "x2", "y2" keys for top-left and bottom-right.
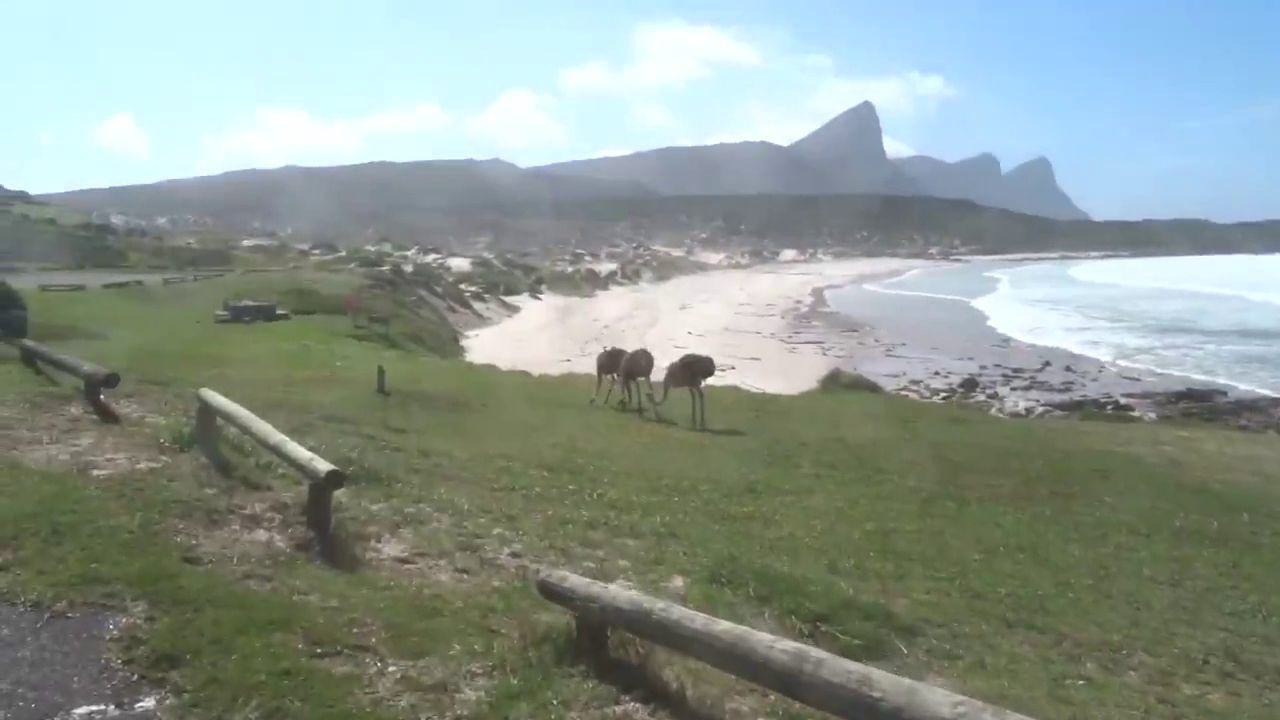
[
  {"x1": 195, "y1": 401, "x2": 229, "y2": 473},
  {"x1": 376, "y1": 364, "x2": 388, "y2": 395},
  {"x1": 83, "y1": 380, "x2": 119, "y2": 424},
  {"x1": 574, "y1": 614, "x2": 610, "y2": 662},
  {"x1": 194, "y1": 388, "x2": 347, "y2": 565},
  {"x1": 305, "y1": 484, "x2": 335, "y2": 556}
]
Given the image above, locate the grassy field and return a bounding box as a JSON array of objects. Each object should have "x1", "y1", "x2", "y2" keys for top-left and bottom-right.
[{"x1": 2, "y1": 271, "x2": 1279, "y2": 719}]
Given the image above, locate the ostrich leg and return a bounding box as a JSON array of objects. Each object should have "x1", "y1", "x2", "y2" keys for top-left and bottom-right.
[
  {"x1": 697, "y1": 387, "x2": 707, "y2": 430},
  {"x1": 643, "y1": 379, "x2": 662, "y2": 421},
  {"x1": 601, "y1": 376, "x2": 617, "y2": 405}
]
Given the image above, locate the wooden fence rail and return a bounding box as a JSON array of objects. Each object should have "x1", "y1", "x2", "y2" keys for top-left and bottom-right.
[
  {"x1": 6, "y1": 338, "x2": 122, "y2": 422},
  {"x1": 194, "y1": 388, "x2": 346, "y2": 559},
  {"x1": 536, "y1": 569, "x2": 1034, "y2": 720}
]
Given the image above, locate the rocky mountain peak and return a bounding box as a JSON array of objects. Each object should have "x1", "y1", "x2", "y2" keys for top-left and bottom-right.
[
  {"x1": 788, "y1": 100, "x2": 886, "y2": 164},
  {"x1": 1006, "y1": 156, "x2": 1056, "y2": 184}
]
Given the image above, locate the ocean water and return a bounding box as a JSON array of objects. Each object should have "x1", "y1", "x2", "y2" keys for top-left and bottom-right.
[{"x1": 862, "y1": 254, "x2": 1280, "y2": 396}]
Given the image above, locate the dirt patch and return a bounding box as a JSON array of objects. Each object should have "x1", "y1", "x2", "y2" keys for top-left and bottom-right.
[
  {"x1": 169, "y1": 491, "x2": 309, "y2": 575},
  {"x1": 0, "y1": 390, "x2": 171, "y2": 478},
  {"x1": 318, "y1": 649, "x2": 495, "y2": 719}
]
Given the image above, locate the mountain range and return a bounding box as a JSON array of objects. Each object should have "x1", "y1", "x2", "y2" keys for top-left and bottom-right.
[
  {"x1": 541, "y1": 102, "x2": 1088, "y2": 220},
  {"x1": 37, "y1": 102, "x2": 1087, "y2": 237}
]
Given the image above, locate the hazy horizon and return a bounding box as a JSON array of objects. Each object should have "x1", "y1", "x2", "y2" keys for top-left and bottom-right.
[{"x1": 3, "y1": 1, "x2": 1277, "y2": 222}]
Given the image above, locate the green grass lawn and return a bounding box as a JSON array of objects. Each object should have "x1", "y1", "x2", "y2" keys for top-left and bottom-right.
[{"x1": 2, "y1": 272, "x2": 1279, "y2": 719}]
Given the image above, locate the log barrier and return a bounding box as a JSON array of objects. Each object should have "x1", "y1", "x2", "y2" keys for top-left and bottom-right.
[
  {"x1": 5, "y1": 338, "x2": 122, "y2": 422},
  {"x1": 194, "y1": 388, "x2": 346, "y2": 560},
  {"x1": 536, "y1": 569, "x2": 1034, "y2": 720}
]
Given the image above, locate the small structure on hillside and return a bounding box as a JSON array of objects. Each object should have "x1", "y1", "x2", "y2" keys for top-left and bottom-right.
[{"x1": 214, "y1": 299, "x2": 292, "y2": 324}]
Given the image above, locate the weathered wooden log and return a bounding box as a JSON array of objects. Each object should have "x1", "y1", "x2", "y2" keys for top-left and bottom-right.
[
  {"x1": 536, "y1": 570, "x2": 1034, "y2": 720},
  {"x1": 38, "y1": 283, "x2": 87, "y2": 292},
  {"x1": 194, "y1": 388, "x2": 346, "y2": 490},
  {"x1": 376, "y1": 364, "x2": 388, "y2": 395},
  {"x1": 8, "y1": 338, "x2": 121, "y2": 389},
  {"x1": 6, "y1": 338, "x2": 122, "y2": 422},
  {"x1": 101, "y1": 279, "x2": 145, "y2": 289},
  {"x1": 162, "y1": 275, "x2": 193, "y2": 285}
]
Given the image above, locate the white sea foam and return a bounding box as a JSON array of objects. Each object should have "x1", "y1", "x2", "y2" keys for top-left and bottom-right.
[
  {"x1": 864, "y1": 267, "x2": 972, "y2": 302},
  {"x1": 969, "y1": 259, "x2": 1280, "y2": 396},
  {"x1": 1069, "y1": 254, "x2": 1280, "y2": 307}
]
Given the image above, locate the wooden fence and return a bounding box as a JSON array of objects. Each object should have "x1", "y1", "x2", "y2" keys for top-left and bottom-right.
[
  {"x1": 194, "y1": 388, "x2": 346, "y2": 558},
  {"x1": 6, "y1": 338, "x2": 122, "y2": 422},
  {"x1": 537, "y1": 569, "x2": 1034, "y2": 720}
]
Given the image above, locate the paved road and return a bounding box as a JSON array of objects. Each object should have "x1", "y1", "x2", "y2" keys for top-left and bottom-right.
[{"x1": 0, "y1": 604, "x2": 159, "y2": 720}]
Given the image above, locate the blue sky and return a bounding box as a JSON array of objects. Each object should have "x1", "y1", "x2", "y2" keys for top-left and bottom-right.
[{"x1": 3, "y1": 0, "x2": 1277, "y2": 221}]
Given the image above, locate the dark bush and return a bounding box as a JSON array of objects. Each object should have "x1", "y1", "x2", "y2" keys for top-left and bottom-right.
[
  {"x1": 0, "y1": 280, "x2": 28, "y2": 338},
  {"x1": 818, "y1": 368, "x2": 884, "y2": 393}
]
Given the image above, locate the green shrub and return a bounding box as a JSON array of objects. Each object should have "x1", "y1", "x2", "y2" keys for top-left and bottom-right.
[{"x1": 818, "y1": 367, "x2": 884, "y2": 393}]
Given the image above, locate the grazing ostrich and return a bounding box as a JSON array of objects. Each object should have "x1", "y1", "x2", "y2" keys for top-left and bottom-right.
[
  {"x1": 618, "y1": 348, "x2": 658, "y2": 416},
  {"x1": 589, "y1": 346, "x2": 628, "y2": 405},
  {"x1": 657, "y1": 354, "x2": 717, "y2": 430}
]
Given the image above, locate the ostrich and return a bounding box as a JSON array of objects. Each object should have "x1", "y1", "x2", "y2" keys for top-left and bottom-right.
[
  {"x1": 618, "y1": 348, "x2": 658, "y2": 416},
  {"x1": 589, "y1": 346, "x2": 628, "y2": 405},
  {"x1": 657, "y1": 353, "x2": 717, "y2": 430}
]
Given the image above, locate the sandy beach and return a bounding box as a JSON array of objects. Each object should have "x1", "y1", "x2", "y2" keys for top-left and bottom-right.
[{"x1": 463, "y1": 258, "x2": 929, "y2": 394}]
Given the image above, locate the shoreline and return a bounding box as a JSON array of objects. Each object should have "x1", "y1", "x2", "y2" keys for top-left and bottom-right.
[{"x1": 464, "y1": 256, "x2": 1280, "y2": 430}]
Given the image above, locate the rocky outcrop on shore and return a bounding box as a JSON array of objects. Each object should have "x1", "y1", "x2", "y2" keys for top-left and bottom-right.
[
  {"x1": 896, "y1": 367, "x2": 1279, "y2": 432},
  {"x1": 1126, "y1": 390, "x2": 1280, "y2": 433}
]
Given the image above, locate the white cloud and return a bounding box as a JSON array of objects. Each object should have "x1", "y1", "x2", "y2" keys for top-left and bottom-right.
[
  {"x1": 560, "y1": 20, "x2": 761, "y2": 95},
  {"x1": 882, "y1": 135, "x2": 917, "y2": 158},
  {"x1": 703, "y1": 104, "x2": 816, "y2": 145},
  {"x1": 629, "y1": 101, "x2": 677, "y2": 129},
  {"x1": 809, "y1": 71, "x2": 957, "y2": 118},
  {"x1": 701, "y1": 63, "x2": 953, "y2": 155},
  {"x1": 556, "y1": 19, "x2": 952, "y2": 153},
  {"x1": 201, "y1": 103, "x2": 448, "y2": 170},
  {"x1": 468, "y1": 88, "x2": 568, "y2": 150},
  {"x1": 93, "y1": 112, "x2": 150, "y2": 159}
]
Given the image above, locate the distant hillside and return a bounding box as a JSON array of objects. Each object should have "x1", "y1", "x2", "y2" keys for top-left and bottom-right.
[
  {"x1": 0, "y1": 184, "x2": 33, "y2": 204},
  {"x1": 0, "y1": 203, "x2": 127, "y2": 267},
  {"x1": 539, "y1": 102, "x2": 1088, "y2": 220},
  {"x1": 41, "y1": 159, "x2": 652, "y2": 240},
  {"x1": 32, "y1": 168, "x2": 1279, "y2": 257}
]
